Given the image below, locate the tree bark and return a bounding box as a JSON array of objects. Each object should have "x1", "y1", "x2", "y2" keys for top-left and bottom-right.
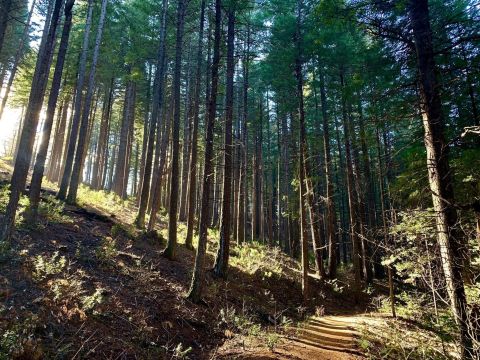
[
  {"x1": 135, "y1": 0, "x2": 168, "y2": 228},
  {"x1": 137, "y1": 65, "x2": 152, "y2": 201},
  {"x1": 66, "y1": 0, "x2": 108, "y2": 203},
  {"x1": 178, "y1": 46, "x2": 193, "y2": 222},
  {"x1": 47, "y1": 94, "x2": 70, "y2": 182},
  {"x1": 57, "y1": 0, "x2": 94, "y2": 200},
  {"x1": 27, "y1": 0, "x2": 76, "y2": 221},
  {"x1": 237, "y1": 23, "x2": 250, "y2": 246},
  {"x1": 340, "y1": 72, "x2": 362, "y2": 297},
  {"x1": 318, "y1": 68, "x2": 338, "y2": 278},
  {"x1": 113, "y1": 78, "x2": 135, "y2": 197},
  {"x1": 0, "y1": 0, "x2": 63, "y2": 241},
  {"x1": 92, "y1": 77, "x2": 114, "y2": 189},
  {"x1": 148, "y1": 100, "x2": 172, "y2": 231},
  {"x1": 295, "y1": 0, "x2": 309, "y2": 301},
  {"x1": 409, "y1": 1, "x2": 472, "y2": 357},
  {"x1": 185, "y1": 0, "x2": 206, "y2": 250},
  {"x1": 164, "y1": 0, "x2": 187, "y2": 260},
  {"x1": 213, "y1": 7, "x2": 235, "y2": 278},
  {"x1": 187, "y1": 0, "x2": 222, "y2": 302}
]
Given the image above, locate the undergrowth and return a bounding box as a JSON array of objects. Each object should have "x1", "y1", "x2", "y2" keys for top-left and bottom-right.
[
  {"x1": 230, "y1": 241, "x2": 283, "y2": 279},
  {"x1": 217, "y1": 303, "x2": 284, "y2": 352},
  {"x1": 76, "y1": 184, "x2": 127, "y2": 214}
]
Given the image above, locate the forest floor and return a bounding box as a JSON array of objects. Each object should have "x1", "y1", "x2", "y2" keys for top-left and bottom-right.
[{"x1": 0, "y1": 158, "x2": 460, "y2": 359}]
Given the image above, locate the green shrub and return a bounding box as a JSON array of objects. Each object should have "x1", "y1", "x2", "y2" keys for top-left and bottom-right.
[
  {"x1": 37, "y1": 195, "x2": 70, "y2": 224},
  {"x1": 265, "y1": 332, "x2": 280, "y2": 351},
  {"x1": 111, "y1": 223, "x2": 135, "y2": 239},
  {"x1": 32, "y1": 252, "x2": 66, "y2": 281},
  {"x1": 81, "y1": 288, "x2": 104, "y2": 312},
  {"x1": 95, "y1": 236, "x2": 117, "y2": 262},
  {"x1": 0, "y1": 184, "x2": 29, "y2": 226}
]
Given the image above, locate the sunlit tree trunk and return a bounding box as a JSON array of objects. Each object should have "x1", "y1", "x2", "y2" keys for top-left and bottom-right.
[
  {"x1": 137, "y1": 65, "x2": 152, "y2": 202},
  {"x1": 0, "y1": 0, "x2": 63, "y2": 241},
  {"x1": 57, "y1": 0, "x2": 94, "y2": 200},
  {"x1": 27, "y1": 0, "x2": 76, "y2": 222},
  {"x1": 179, "y1": 47, "x2": 193, "y2": 222},
  {"x1": 295, "y1": 0, "x2": 309, "y2": 301},
  {"x1": 237, "y1": 24, "x2": 250, "y2": 246},
  {"x1": 409, "y1": 1, "x2": 472, "y2": 357},
  {"x1": 67, "y1": 0, "x2": 108, "y2": 203},
  {"x1": 213, "y1": 6, "x2": 235, "y2": 278},
  {"x1": 187, "y1": 0, "x2": 222, "y2": 302},
  {"x1": 47, "y1": 94, "x2": 70, "y2": 182},
  {"x1": 92, "y1": 77, "x2": 114, "y2": 190},
  {"x1": 135, "y1": 0, "x2": 168, "y2": 228},
  {"x1": 148, "y1": 101, "x2": 172, "y2": 231},
  {"x1": 185, "y1": 0, "x2": 206, "y2": 250},
  {"x1": 163, "y1": 0, "x2": 187, "y2": 260},
  {"x1": 316, "y1": 68, "x2": 338, "y2": 278},
  {"x1": 340, "y1": 72, "x2": 362, "y2": 297},
  {"x1": 113, "y1": 78, "x2": 135, "y2": 197}
]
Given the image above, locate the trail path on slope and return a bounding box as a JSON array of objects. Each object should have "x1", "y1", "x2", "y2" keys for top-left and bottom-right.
[
  {"x1": 272, "y1": 315, "x2": 365, "y2": 360},
  {"x1": 219, "y1": 315, "x2": 366, "y2": 359}
]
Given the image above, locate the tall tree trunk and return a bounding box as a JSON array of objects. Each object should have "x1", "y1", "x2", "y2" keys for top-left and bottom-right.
[
  {"x1": 113, "y1": 79, "x2": 134, "y2": 197},
  {"x1": 213, "y1": 6, "x2": 235, "y2": 278},
  {"x1": 47, "y1": 94, "x2": 70, "y2": 182},
  {"x1": 349, "y1": 107, "x2": 371, "y2": 284},
  {"x1": 280, "y1": 112, "x2": 291, "y2": 254},
  {"x1": 164, "y1": 0, "x2": 187, "y2": 260},
  {"x1": 318, "y1": 68, "x2": 338, "y2": 278},
  {"x1": 252, "y1": 103, "x2": 262, "y2": 241},
  {"x1": 237, "y1": 23, "x2": 250, "y2": 246},
  {"x1": 123, "y1": 90, "x2": 136, "y2": 197},
  {"x1": 92, "y1": 77, "x2": 114, "y2": 189},
  {"x1": 187, "y1": 0, "x2": 222, "y2": 302},
  {"x1": 137, "y1": 65, "x2": 152, "y2": 202},
  {"x1": 409, "y1": 1, "x2": 472, "y2": 357},
  {"x1": 0, "y1": 0, "x2": 63, "y2": 241},
  {"x1": 66, "y1": 0, "x2": 108, "y2": 203},
  {"x1": 185, "y1": 0, "x2": 206, "y2": 250},
  {"x1": 135, "y1": 0, "x2": 168, "y2": 228},
  {"x1": 148, "y1": 99, "x2": 172, "y2": 231},
  {"x1": 27, "y1": 0, "x2": 76, "y2": 221},
  {"x1": 340, "y1": 72, "x2": 362, "y2": 297},
  {"x1": 179, "y1": 47, "x2": 193, "y2": 222},
  {"x1": 295, "y1": 0, "x2": 309, "y2": 301},
  {"x1": 376, "y1": 125, "x2": 395, "y2": 318},
  {"x1": 57, "y1": 0, "x2": 94, "y2": 200},
  {"x1": 358, "y1": 98, "x2": 383, "y2": 279}
]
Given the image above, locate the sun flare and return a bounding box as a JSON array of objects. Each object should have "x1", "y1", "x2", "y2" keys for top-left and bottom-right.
[{"x1": 0, "y1": 107, "x2": 21, "y2": 156}]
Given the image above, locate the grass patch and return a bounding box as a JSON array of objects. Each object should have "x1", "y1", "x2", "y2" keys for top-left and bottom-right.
[
  {"x1": 76, "y1": 184, "x2": 127, "y2": 214},
  {"x1": 358, "y1": 317, "x2": 458, "y2": 359}
]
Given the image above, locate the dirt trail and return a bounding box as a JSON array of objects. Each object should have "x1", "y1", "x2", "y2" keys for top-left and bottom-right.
[
  {"x1": 277, "y1": 315, "x2": 364, "y2": 359},
  {"x1": 221, "y1": 315, "x2": 365, "y2": 360}
]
